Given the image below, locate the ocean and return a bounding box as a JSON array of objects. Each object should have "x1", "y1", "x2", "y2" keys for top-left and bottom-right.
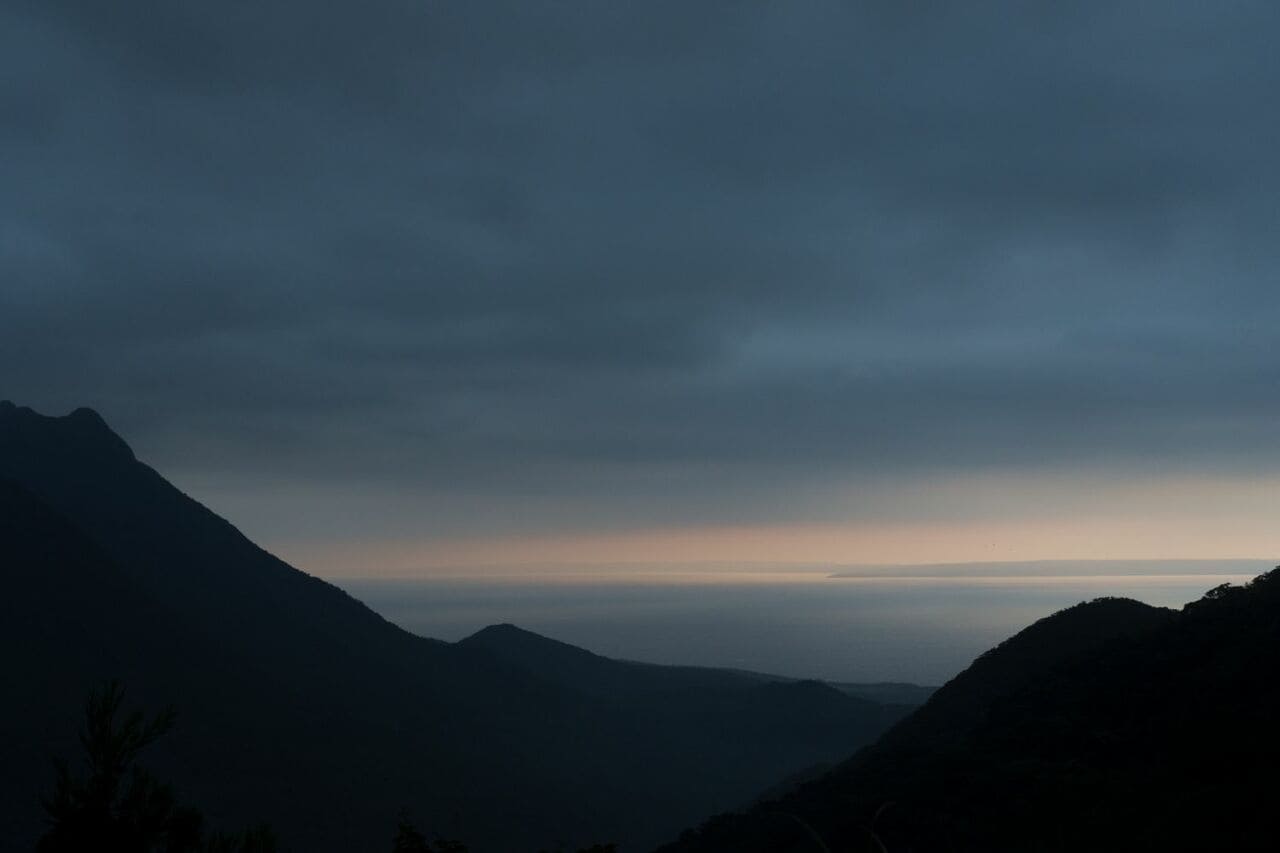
[{"x1": 335, "y1": 560, "x2": 1270, "y2": 685}]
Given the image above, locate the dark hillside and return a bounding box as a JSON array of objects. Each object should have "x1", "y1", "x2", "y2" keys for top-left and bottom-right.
[
  {"x1": 661, "y1": 571, "x2": 1280, "y2": 852},
  {"x1": 462, "y1": 624, "x2": 925, "y2": 719},
  {"x1": 0, "y1": 402, "x2": 906, "y2": 851},
  {"x1": 461, "y1": 623, "x2": 908, "y2": 782}
]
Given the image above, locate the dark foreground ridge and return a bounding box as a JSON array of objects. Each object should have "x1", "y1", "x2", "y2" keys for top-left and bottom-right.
[
  {"x1": 660, "y1": 568, "x2": 1280, "y2": 852},
  {"x1": 0, "y1": 403, "x2": 912, "y2": 852}
]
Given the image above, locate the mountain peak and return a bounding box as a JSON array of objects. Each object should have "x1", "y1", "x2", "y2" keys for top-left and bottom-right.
[
  {"x1": 459, "y1": 623, "x2": 608, "y2": 670},
  {"x1": 67, "y1": 405, "x2": 109, "y2": 424},
  {"x1": 0, "y1": 402, "x2": 135, "y2": 464},
  {"x1": 467, "y1": 623, "x2": 542, "y2": 642},
  {"x1": 462, "y1": 623, "x2": 591, "y2": 654}
]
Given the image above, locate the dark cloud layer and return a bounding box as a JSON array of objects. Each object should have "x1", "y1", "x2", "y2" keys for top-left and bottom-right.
[{"x1": 3, "y1": 1, "x2": 1279, "y2": 537}]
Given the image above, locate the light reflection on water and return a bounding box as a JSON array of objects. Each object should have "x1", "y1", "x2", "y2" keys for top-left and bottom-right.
[{"x1": 336, "y1": 562, "x2": 1270, "y2": 685}]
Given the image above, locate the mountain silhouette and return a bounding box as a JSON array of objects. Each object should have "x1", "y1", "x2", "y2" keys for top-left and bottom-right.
[
  {"x1": 660, "y1": 572, "x2": 1280, "y2": 852},
  {"x1": 0, "y1": 402, "x2": 911, "y2": 851},
  {"x1": 459, "y1": 623, "x2": 907, "y2": 773},
  {"x1": 461, "y1": 623, "x2": 908, "y2": 715}
]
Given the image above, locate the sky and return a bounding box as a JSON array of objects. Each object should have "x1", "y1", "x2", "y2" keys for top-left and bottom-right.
[{"x1": 3, "y1": 1, "x2": 1279, "y2": 578}]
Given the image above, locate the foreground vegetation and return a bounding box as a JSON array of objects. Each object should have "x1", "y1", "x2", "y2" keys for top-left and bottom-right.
[{"x1": 37, "y1": 682, "x2": 616, "y2": 853}]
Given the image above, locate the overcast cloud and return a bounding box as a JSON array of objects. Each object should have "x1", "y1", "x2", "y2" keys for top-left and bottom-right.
[{"x1": 3, "y1": 1, "x2": 1279, "y2": 550}]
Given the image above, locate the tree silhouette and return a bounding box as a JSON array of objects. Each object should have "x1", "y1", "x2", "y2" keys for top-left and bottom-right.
[
  {"x1": 38, "y1": 681, "x2": 276, "y2": 853},
  {"x1": 391, "y1": 814, "x2": 468, "y2": 853},
  {"x1": 392, "y1": 814, "x2": 435, "y2": 853},
  {"x1": 392, "y1": 814, "x2": 615, "y2": 853}
]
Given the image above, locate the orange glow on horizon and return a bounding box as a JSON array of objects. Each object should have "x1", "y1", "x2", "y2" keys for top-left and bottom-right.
[
  {"x1": 279, "y1": 513, "x2": 1278, "y2": 580},
  {"x1": 251, "y1": 471, "x2": 1280, "y2": 580}
]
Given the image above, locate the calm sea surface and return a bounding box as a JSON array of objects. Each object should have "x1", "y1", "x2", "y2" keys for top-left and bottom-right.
[{"x1": 335, "y1": 561, "x2": 1270, "y2": 685}]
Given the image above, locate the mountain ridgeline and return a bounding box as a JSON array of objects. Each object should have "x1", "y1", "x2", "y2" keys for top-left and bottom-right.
[
  {"x1": 0, "y1": 402, "x2": 911, "y2": 851},
  {"x1": 6, "y1": 401, "x2": 1276, "y2": 852},
  {"x1": 661, "y1": 570, "x2": 1280, "y2": 852}
]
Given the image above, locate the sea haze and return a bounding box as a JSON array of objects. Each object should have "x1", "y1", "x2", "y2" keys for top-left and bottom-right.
[{"x1": 335, "y1": 559, "x2": 1269, "y2": 685}]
